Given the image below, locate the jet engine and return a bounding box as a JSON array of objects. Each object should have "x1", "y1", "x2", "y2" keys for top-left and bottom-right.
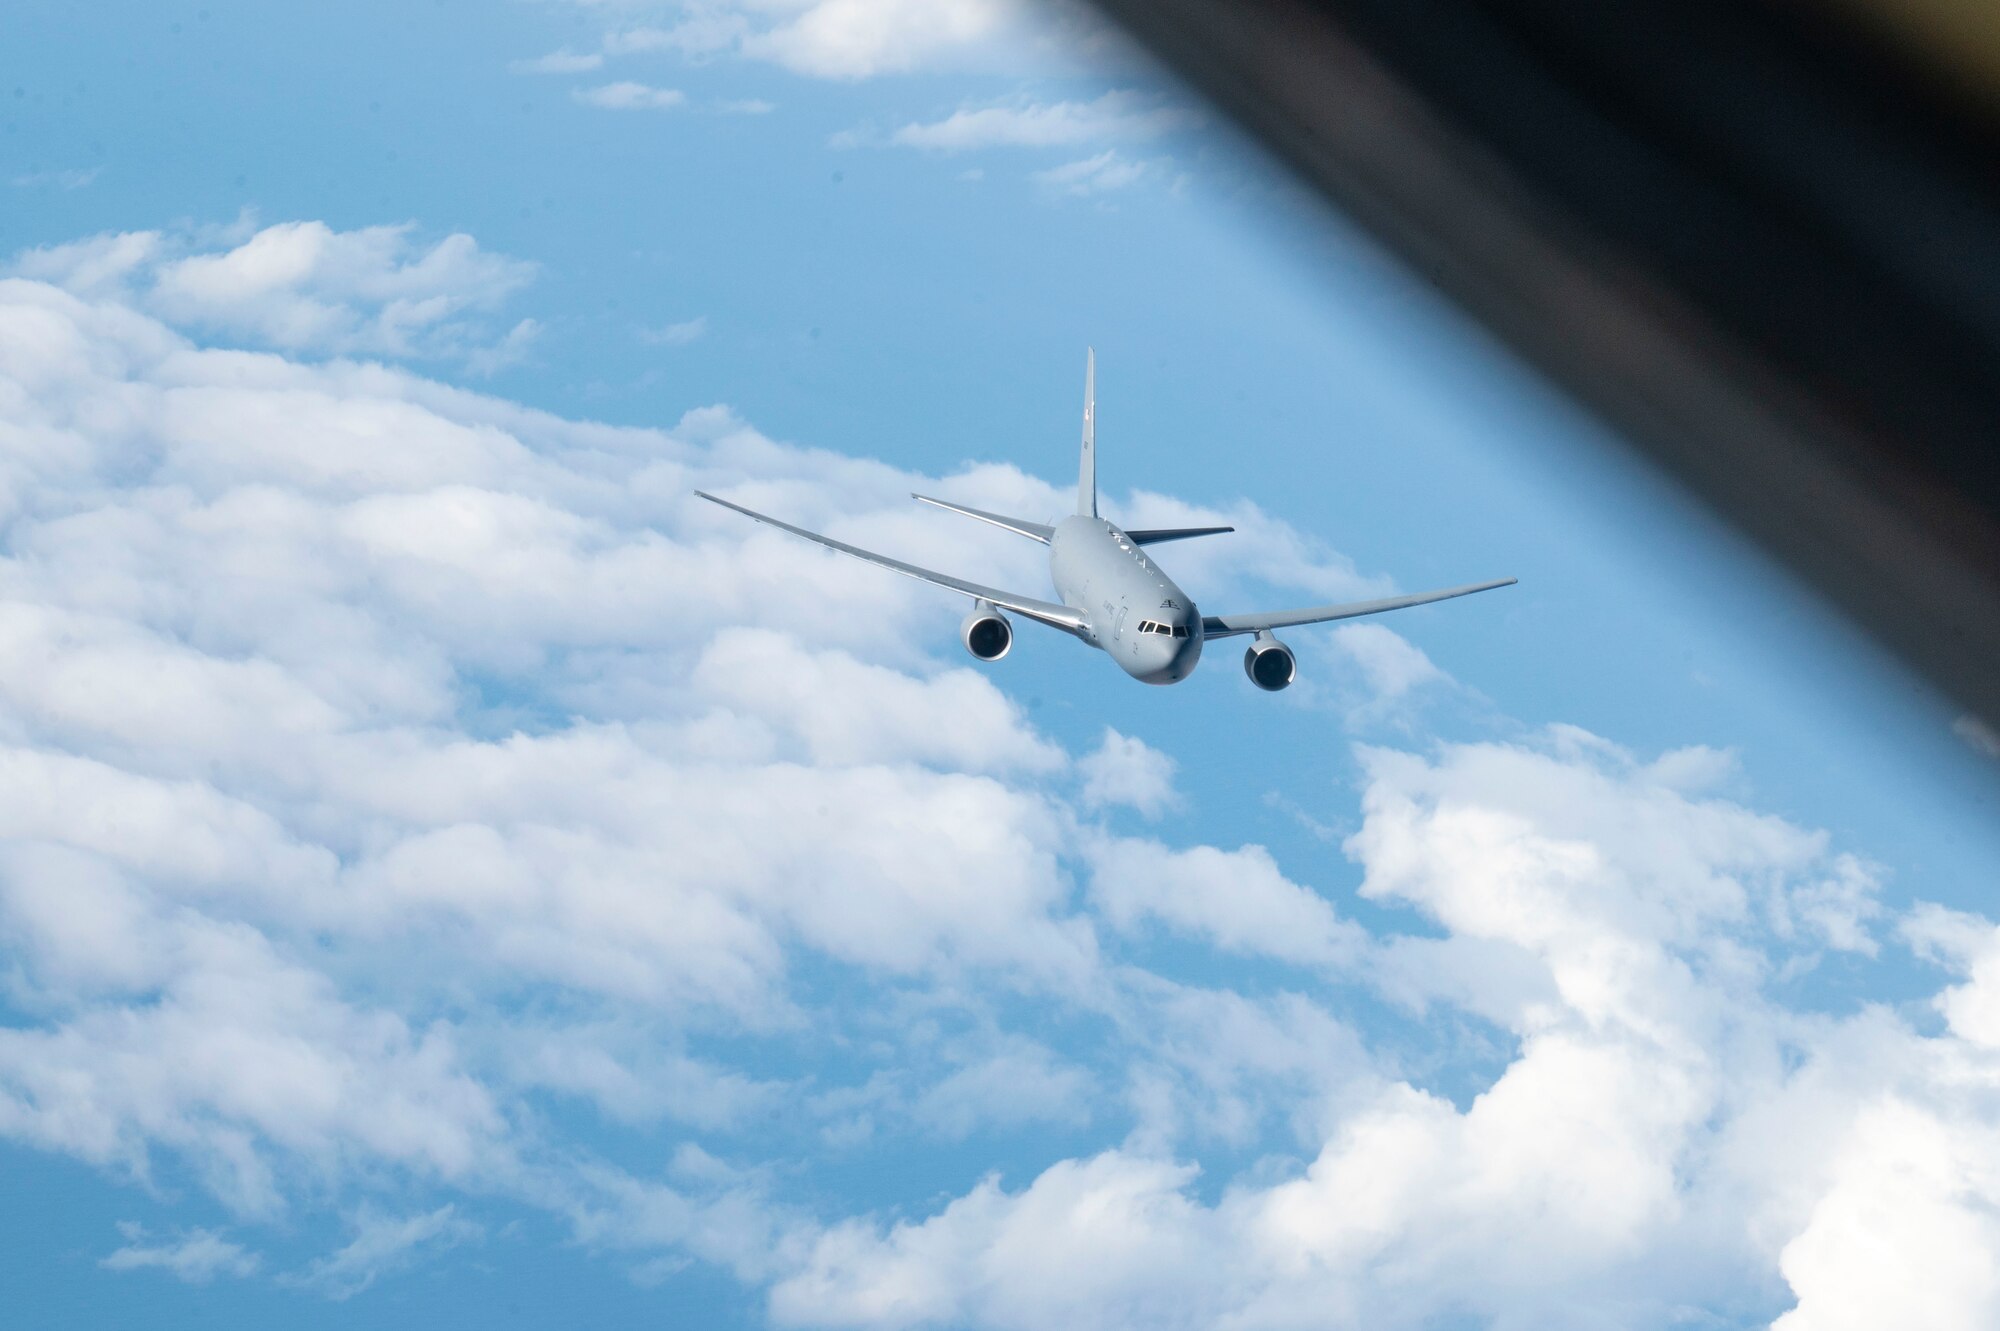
[
  {"x1": 1243, "y1": 631, "x2": 1296, "y2": 691},
  {"x1": 961, "y1": 603, "x2": 1013, "y2": 661}
]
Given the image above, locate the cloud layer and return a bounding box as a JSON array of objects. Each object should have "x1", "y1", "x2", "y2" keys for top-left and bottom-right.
[
  {"x1": 12, "y1": 219, "x2": 535, "y2": 369},
  {"x1": 2, "y1": 226, "x2": 1995, "y2": 1326}
]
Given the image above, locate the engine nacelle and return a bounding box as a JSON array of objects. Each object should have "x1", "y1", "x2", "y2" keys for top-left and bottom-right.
[
  {"x1": 1243, "y1": 631, "x2": 1296, "y2": 691},
  {"x1": 961, "y1": 603, "x2": 1013, "y2": 661}
]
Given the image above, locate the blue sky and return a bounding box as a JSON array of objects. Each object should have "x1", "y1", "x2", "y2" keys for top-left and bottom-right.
[{"x1": 5, "y1": 2, "x2": 2000, "y2": 1327}]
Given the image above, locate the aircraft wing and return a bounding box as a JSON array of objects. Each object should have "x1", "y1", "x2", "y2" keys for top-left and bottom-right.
[
  {"x1": 1201, "y1": 577, "x2": 1517, "y2": 639},
  {"x1": 696, "y1": 492, "x2": 1091, "y2": 637},
  {"x1": 910, "y1": 494, "x2": 1055, "y2": 543}
]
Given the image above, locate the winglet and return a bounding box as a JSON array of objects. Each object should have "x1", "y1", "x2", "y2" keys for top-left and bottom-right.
[{"x1": 1078, "y1": 347, "x2": 1097, "y2": 517}]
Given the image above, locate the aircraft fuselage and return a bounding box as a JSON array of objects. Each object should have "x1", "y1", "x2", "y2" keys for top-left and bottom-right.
[{"x1": 1050, "y1": 515, "x2": 1203, "y2": 684}]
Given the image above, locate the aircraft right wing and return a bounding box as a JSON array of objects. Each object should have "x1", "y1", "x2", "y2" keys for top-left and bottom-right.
[
  {"x1": 1201, "y1": 577, "x2": 1517, "y2": 638},
  {"x1": 696, "y1": 492, "x2": 1091, "y2": 637}
]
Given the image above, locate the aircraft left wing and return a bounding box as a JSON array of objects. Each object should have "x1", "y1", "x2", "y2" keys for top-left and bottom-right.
[
  {"x1": 696, "y1": 492, "x2": 1091, "y2": 637},
  {"x1": 1201, "y1": 577, "x2": 1517, "y2": 639}
]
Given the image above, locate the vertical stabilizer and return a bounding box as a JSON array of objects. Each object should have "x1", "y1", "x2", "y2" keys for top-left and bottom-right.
[{"x1": 1078, "y1": 347, "x2": 1097, "y2": 517}]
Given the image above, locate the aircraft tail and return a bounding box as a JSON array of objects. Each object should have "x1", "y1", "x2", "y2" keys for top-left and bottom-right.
[{"x1": 1077, "y1": 347, "x2": 1097, "y2": 517}]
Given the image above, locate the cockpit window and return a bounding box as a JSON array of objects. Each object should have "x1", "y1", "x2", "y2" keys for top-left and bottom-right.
[{"x1": 1172, "y1": 625, "x2": 1188, "y2": 638}]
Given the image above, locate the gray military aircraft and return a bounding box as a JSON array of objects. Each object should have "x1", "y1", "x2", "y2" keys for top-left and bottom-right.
[{"x1": 697, "y1": 351, "x2": 1514, "y2": 690}]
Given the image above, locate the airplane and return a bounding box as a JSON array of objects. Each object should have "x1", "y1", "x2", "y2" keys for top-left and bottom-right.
[{"x1": 696, "y1": 351, "x2": 1514, "y2": 690}]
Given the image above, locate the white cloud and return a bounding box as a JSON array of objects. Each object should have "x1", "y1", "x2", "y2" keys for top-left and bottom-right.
[
  {"x1": 602, "y1": 16, "x2": 753, "y2": 61},
  {"x1": 1348, "y1": 733, "x2": 1886, "y2": 982},
  {"x1": 1033, "y1": 150, "x2": 1157, "y2": 196},
  {"x1": 0, "y1": 884, "x2": 507, "y2": 1213},
  {"x1": 1772, "y1": 1098, "x2": 2000, "y2": 1331},
  {"x1": 889, "y1": 90, "x2": 1192, "y2": 151},
  {"x1": 151, "y1": 222, "x2": 532, "y2": 347},
  {"x1": 772, "y1": 1152, "x2": 1214, "y2": 1328},
  {"x1": 586, "y1": 0, "x2": 1088, "y2": 81},
  {"x1": 11, "y1": 228, "x2": 162, "y2": 293},
  {"x1": 1117, "y1": 985, "x2": 1371, "y2": 1153},
  {"x1": 0, "y1": 264, "x2": 1136, "y2": 1217},
  {"x1": 639, "y1": 314, "x2": 708, "y2": 345},
  {"x1": 1077, "y1": 728, "x2": 1178, "y2": 817},
  {"x1": 464, "y1": 316, "x2": 541, "y2": 376},
  {"x1": 1904, "y1": 906, "x2": 2000, "y2": 1048},
  {"x1": 763, "y1": 731, "x2": 1973, "y2": 1330},
  {"x1": 1089, "y1": 840, "x2": 1362, "y2": 969},
  {"x1": 910, "y1": 1035, "x2": 1093, "y2": 1139},
  {"x1": 102, "y1": 1222, "x2": 260, "y2": 1282},
  {"x1": 693, "y1": 628, "x2": 1064, "y2": 773},
  {"x1": 1328, "y1": 623, "x2": 1447, "y2": 711},
  {"x1": 286, "y1": 1205, "x2": 482, "y2": 1300},
  {"x1": 745, "y1": 0, "x2": 1020, "y2": 79},
  {"x1": 8, "y1": 219, "x2": 534, "y2": 367},
  {"x1": 2, "y1": 224, "x2": 1992, "y2": 1328},
  {"x1": 11, "y1": 166, "x2": 101, "y2": 190},
  {"x1": 510, "y1": 49, "x2": 606, "y2": 74},
  {"x1": 573, "y1": 81, "x2": 688, "y2": 110},
  {"x1": 512, "y1": 1029, "x2": 781, "y2": 1128}
]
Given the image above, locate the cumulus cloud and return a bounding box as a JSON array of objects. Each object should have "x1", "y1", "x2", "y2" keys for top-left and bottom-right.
[
  {"x1": 1089, "y1": 840, "x2": 1363, "y2": 969},
  {"x1": 0, "y1": 226, "x2": 1990, "y2": 1326},
  {"x1": 909, "y1": 1035, "x2": 1094, "y2": 1139},
  {"x1": 0, "y1": 862, "x2": 507, "y2": 1213},
  {"x1": 692, "y1": 628, "x2": 1064, "y2": 773},
  {"x1": 1772, "y1": 1097, "x2": 2000, "y2": 1331},
  {"x1": 1328, "y1": 622, "x2": 1448, "y2": 712},
  {"x1": 8, "y1": 219, "x2": 534, "y2": 367},
  {"x1": 102, "y1": 1222, "x2": 260, "y2": 1282},
  {"x1": 744, "y1": 0, "x2": 1021, "y2": 79},
  {"x1": 510, "y1": 49, "x2": 605, "y2": 74},
  {"x1": 888, "y1": 90, "x2": 1194, "y2": 151},
  {"x1": 573, "y1": 81, "x2": 688, "y2": 110},
  {"x1": 768, "y1": 735, "x2": 1985, "y2": 1331},
  {"x1": 771, "y1": 1153, "x2": 1215, "y2": 1328},
  {"x1": 580, "y1": 0, "x2": 1100, "y2": 81},
  {"x1": 1904, "y1": 906, "x2": 2000, "y2": 1048},
  {"x1": 1077, "y1": 728, "x2": 1178, "y2": 817}
]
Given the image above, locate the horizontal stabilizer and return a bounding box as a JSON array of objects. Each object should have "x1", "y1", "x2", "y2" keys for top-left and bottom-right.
[
  {"x1": 1126, "y1": 525, "x2": 1235, "y2": 546},
  {"x1": 911, "y1": 494, "x2": 1055, "y2": 543}
]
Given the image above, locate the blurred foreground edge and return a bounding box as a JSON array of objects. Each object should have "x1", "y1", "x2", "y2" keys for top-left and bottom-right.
[{"x1": 1089, "y1": 0, "x2": 2000, "y2": 734}]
